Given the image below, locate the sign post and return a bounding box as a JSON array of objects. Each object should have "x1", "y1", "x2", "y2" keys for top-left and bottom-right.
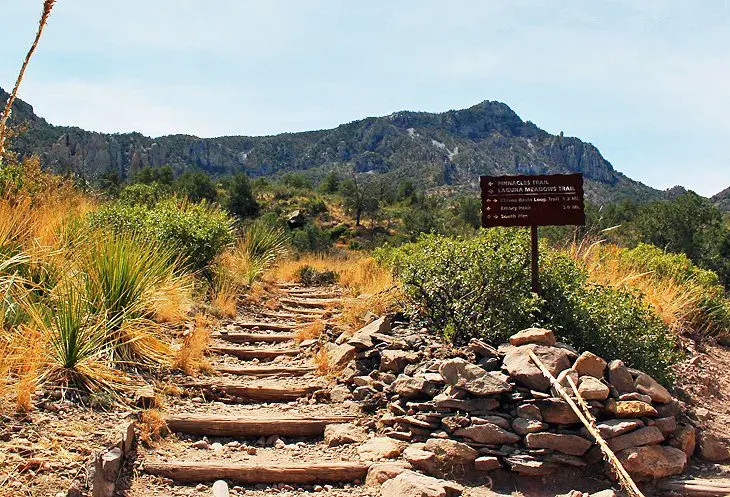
[{"x1": 480, "y1": 173, "x2": 586, "y2": 294}]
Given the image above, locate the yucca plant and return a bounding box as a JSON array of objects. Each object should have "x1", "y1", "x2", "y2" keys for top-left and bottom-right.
[{"x1": 219, "y1": 221, "x2": 290, "y2": 286}]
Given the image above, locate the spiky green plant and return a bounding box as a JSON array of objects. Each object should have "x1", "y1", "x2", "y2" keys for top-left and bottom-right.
[{"x1": 222, "y1": 221, "x2": 291, "y2": 285}]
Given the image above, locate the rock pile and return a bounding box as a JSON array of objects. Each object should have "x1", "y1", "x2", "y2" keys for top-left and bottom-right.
[{"x1": 330, "y1": 320, "x2": 694, "y2": 482}]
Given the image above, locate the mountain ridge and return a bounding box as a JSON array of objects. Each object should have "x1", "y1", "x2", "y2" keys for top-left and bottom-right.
[{"x1": 2, "y1": 87, "x2": 666, "y2": 204}]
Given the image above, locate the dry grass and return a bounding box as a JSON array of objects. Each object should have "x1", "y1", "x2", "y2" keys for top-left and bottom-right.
[
  {"x1": 210, "y1": 271, "x2": 240, "y2": 318},
  {"x1": 313, "y1": 348, "x2": 332, "y2": 376},
  {"x1": 295, "y1": 320, "x2": 325, "y2": 342},
  {"x1": 138, "y1": 409, "x2": 169, "y2": 447},
  {"x1": 151, "y1": 273, "x2": 194, "y2": 323},
  {"x1": 173, "y1": 314, "x2": 212, "y2": 375}
]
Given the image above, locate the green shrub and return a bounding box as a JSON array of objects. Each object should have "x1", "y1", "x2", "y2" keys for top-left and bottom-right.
[
  {"x1": 119, "y1": 183, "x2": 172, "y2": 207},
  {"x1": 291, "y1": 224, "x2": 333, "y2": 254},
  {"x1": 296, "y1": 265, "x2": 339, "y2": 286},
  {"x1": 88, "y1": 198, "x2": 234, "y2": 270},
  {"x1": 379, "y1": 230, "x2": 681, "y2": 382}
]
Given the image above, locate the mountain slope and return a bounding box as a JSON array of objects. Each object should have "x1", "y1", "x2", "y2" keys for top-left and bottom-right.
[
  {"x1": 711, "y1": 186, "x2": 730, "y2": 212},
  {"x1": 1, "y1": 87, "x2": 663, "y2": 203}
]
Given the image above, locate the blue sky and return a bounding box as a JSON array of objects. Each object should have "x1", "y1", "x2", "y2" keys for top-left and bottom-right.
[{"x1": 1, "y1": 1, "x2": 728, "y2": 196}]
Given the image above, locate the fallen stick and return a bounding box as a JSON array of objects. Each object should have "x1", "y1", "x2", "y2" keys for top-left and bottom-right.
[
  {"x1": 660, "y1": 480, "x2": 730, "y2": 497},
  {"x1": 527, "y1": 349, "x2": 644, "y2": 497}
]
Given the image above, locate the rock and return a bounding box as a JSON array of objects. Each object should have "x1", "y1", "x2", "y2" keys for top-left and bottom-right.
[
  {"x1": 607, "y1": 400, "x2": 658, "y2": 418},
  {"x1": 509, "y1": 328, "x2": 556, "y2": 347},
  {"x1": 324, "y1": 424, "x2": 367, "y2": 446},
  {"x1": 578, "y1": 376, "x2": 610, "y2": 400},
  {"x1": 392, "y1": 375, "x2": 439, "y2": 399},
  {"x1": 212, "y1": 480, "x2": 229, "y2": 497},
  {"x1": 697, "y1": 432, "x2": 730, "y2": 462},
  {"x1": 525, "y1": 433, "x2": 593, "y2": 456},
  {"x1": 433, "y1": 397, "x2": 499, "y2": 413},
  {"x1": 365, "y1": 462, "x2": 412, "y2": 486},
  {"x1": 329, "y1": 384, "x2": 353, "y2": 402},
  {"x1": 474, "y1": 456, "x2": 501, "y2": 472},
  {"x1": 607, "y1": 426, "x2": 664, "y2": 452},
  {"x1": 211, "y1": 442, "x2": 224, "y2": 452},
  {"x1": 191, "y1": 440, "x2": 210, "y2": 450},
  {"x1": 593, "y1": 419, "x2": 644, "y2": 439},
  {"x1": 618, "y1": 392, "x2": 652, "y2": 403},
  {"x1": 348, "y1": 316, "x2": 391, "y2": 350},
  {"x1": 607, "y1": 360, "x2": 635, "y2": 394},
  {"x1": 472, "y1": 415, "x2": 510, "y2": 430},
  {"x1": 380, "y1": 350, "x2": 419, "y2": 374},
  {"x1": 468, "y1": 339, "x2": 498, "y2": 358},
  {"x1": 503, "y1": 345, "x2": 571, "y2": 391},
  {"x1": 422, "y1": 438, "x2": 478, "y2": 478},
  {"x1": 652, "y1": 416, "x2": 677, "y2": 436},
  {"x1": 512, "y1": 417, "x2": 547, "y2": 435},
  {"x1": 327, "y1": 343, "x2": 357, "y2": 370},
  {"x1": 617, "y1": 445, "x2": 687, "y2": 480},
  {"x1": 287, "y1": 210, "x2": 306, "y2": 229},
  {"x1": 556, "y1": 368, "x2": 579, "y2": 392},
  {"x1": 669, "y1": 425, "x2": 696, "y2": 457},
  {"x1": 357, "y1": 437, "x2": 407, "y2": 460},
  {"x1": 454, "y1": 423, "x2": 520, "y2": 445},
  {"x1": 504, "y1": 457, "x2": 557, "y2": 475},
  {"x1": 535, "y1": 398, "x2": 580, "y2": 425},
  {"x1": 404, "y1": 444, "x2": 439, "y2": 475},
  {"x1": 438, "y1": 358, "x2": 511, "y2": 396},
  {"x1": 590, "y1": 490, "x2": 618, "y2": 497},
  {"x1": 381, "y1": 471, "x2": 463, "y2": 497},
  {"x1": 573, "y1": 352, "x2": 607, "y2": 378},
  {"x1": 441, "y1": 416, "x2": 470, "y2": 433},
  {"x1": 516, "y1": 404, "x2": 542, "y2": 420},
  {"x1": 634, "y1": 373, "x2": 672, "y2": 404},
  {"x1": 134, "y1": 386, "x2": 156, "y2": 408}
]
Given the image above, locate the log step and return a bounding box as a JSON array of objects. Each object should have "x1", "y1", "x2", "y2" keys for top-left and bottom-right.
[
  {"x1": 228, "y1": 322, "x2": 297, "y2": 331},
  {"x1": 164, "y1": 414, "x2": 357, "y2": 437},
  {"x1": 216, "y1": 365, "x2": 315, "y2": 377},
  {"x1": 281, "y1": 306, "x2": 328, "y2": 316},
  {"x1": 209, "y1": 346, "x2": 300, "y2": 360},
  {"x1": 283, "y1": 291, "x2": 339, "y2": 299},
  {"x1": 214, "y1": 332, "x2": 297, "y2": 344},
  {"x1": 143, "y1": 461, "x2": 370, "y2": 484},
  {"x1": 280, "y1": 298, "x2": 338, "y2": 308},
  {"x1": 258, "y1": 311, "x2": 317, "y2": 321},
  {"x1": 181, "y1": 381, "x2": 322, "y2": 401}
]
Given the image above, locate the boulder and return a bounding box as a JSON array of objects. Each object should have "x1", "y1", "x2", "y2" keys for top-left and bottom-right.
[
  {"x1": 535, "y1": 398, "x2": 580, "y2": 425},
  {"x1": 327, "y1": 343, "x2": 357, "y2": 370},
  {"x1": 617, "y1": 445, "x2": 687, "y2": 480},
  {"x1": 474, "y1": 456, "x2": 501, "y2": 472},
  {"x1": 525, "y1": 433, "x2": 593, "y2": 456},
  {"x1": 652, "y1": 416, "x2": 677, "y2": 436},
  {"x1": 697, "y1": 432, "x2": 730, "y2": 462},
  {"x1": 634, "y1": 373, "x2": 672, "y2": 404},
  {"x1": 365, "y1": 461, "x2": 412, "y2": 486},
  {"x1": 669, "y1": 425, "x2": 696, "y2": 457},
  {"x1": 329, "y1": 384, "x2": 353, "y2": 402},
  {"x1": 607, "y1": 360, "x2": 635, "y2": 394},
  {"x1": 357, "y1": 437, "x2": 407, "y2": 460},
  {"x1": 512, "y1": 417, "x2": 547, "y2": 435},
  {"x1": 578, "y1": 376, "x2": 610, "y2": 401},
  {"x1": 348, "y1": 316, "x2": 391, "y2": 350},
  {"x1": 404, "y1": 444, "x2": 439, "y2": 475},
  {"x1": 324, "y1": 424, "x2": 367, "y2": 446},
  {"x1": 606, "y1": 426, "x2": 664, "y2": 453},
  {"x1": 423, "y1": 438, "x2": 478, "y2": 477},
  {"x1": 503, "y1": 345, "x2": 571, "y2": 391},
  {"x1": 381, "y1": 471, "x2": 463, "y2": 497},
  {"x1": 286, "y1": 210, "x2": 306, "y2": 229},
  {"x1": 607, "y1": 400, "x2": 658, "y2": 418},
  {"x1": 504, "y1": 457, "x2": 557, "y2": 475},
  {"x1": 380, "y1": 350, "x2": 419, "y2": 374},
  {"x1": 438, "y1": 358, "x2": 511, "y2": 396},
  {"x1": 392, "y1": 375, "x2": 439, "y2": 400},
  {"x1": 573, "y1": 352, "x2": 607, "y2": 378},
  {"x1": 454, "y1": 423, "x2": 520, "y2": 445},
  {"x1": 509, "y1": 328, "x2": 556, "y2": 347},
  {"x1": 516, "y1": 404, "x2": 543, "y2": 420},
  {"x1": 468, "y1": 339, "x2": 498, "y2": 358},
  {"x1": 593, "y1": 419, "x2": 644, "y2": 439}
]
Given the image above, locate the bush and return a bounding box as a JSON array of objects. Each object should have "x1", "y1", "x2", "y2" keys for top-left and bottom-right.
[
  {"x1": 291, "y1": 224, "x2": 333, "y2": 254},
  {"x1": 296, "y1": 265, "x2": 339, "y2": 286},
  {"x1": 88, "y1": 198, "x2": 235, "y2": 270},
  {"x1": 119, "y1": 183, "x2": 172, "y2": 207},
  {"x1": 378, "y1": 230, "x2": 681, "y2": 382},
  {"x1": 225, "y1": 173, "x2": 259, "y2": 219}
]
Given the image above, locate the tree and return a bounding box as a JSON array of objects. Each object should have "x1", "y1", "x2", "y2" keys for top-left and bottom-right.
[
  {"x1": 174, "y1": 170, "x2": 217, "y2": 203},
  {"x1": 226, "y1": 173, "x2": 259, "y2": 219},
  {"x1": 341, "y1": 173, "x2": 369, "y2": 226},
  {"x1": 134, "y1": 165, "x2": 173, "y2": 185},
  {"x1": 319, "y1": 171, "x2": 341, "y2": 194}
]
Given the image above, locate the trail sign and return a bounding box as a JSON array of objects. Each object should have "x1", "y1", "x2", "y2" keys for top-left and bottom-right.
[
  {"x1": 480, "y1": 173, "x2": 585, "y2": 228},
  {"x1": 479, "y1": 173, "x2": 586, "y2": 294}
]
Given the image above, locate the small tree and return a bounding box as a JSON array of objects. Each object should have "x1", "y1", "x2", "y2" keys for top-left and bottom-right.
[
  {"x1": 174, "y1": 170, "x2": 217, "y2": 203},
  {"x1": 341, "y1": 172, "x2": 369, "y2": 226},
  {"x1": 226, "y1": 173, "x2": 259, "y2": 219},
  {"x1": 319, "y1": 171, "x2": 341, "y2": 194}
]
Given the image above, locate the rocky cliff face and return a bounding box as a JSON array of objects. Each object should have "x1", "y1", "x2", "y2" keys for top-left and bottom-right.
[
  {"x1": 2, "y1": 87, "x2": 662, "y2": 203},
  {"x1": 711, "y1": 186, "x2": 730, "y2": 212}
]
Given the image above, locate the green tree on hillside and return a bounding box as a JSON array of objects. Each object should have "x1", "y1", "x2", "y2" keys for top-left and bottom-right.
[
  {"x1": 134, "y1": 165, "x2": 173, "y2": 185},
  {"x1": 226, "y1": 173, "x2": 259, "y2": 219},
  {"x1": 174, "y1": 170, "x2": 217, "y2": 203}
]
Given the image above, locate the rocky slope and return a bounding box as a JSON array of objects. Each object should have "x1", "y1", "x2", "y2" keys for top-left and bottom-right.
[
  {"x1": 711, "y1": 186, "x2": 730, "y2": 213},
  {"x1": 2, "y1": 87, "x2": 663, "y2": 204}
]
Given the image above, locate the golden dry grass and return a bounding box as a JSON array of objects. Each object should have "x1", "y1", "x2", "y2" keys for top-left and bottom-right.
[
  {"x1": 173, "y1": 314, "x2": 212, "y2": 375},
  {"x1": 313, "y1": 348, "x2": 332, "y2": 376},
  {"x1": 295, "y1": 320, "x2": 325, "y2": 342},
  {"x1": 138, "y1": 409, "x2": 169, "y2": 447},
  {"x1": 210, "y1": 272, "x2": 240, "y2": 318},
  {"x1": 150, "y1": 273, "x2": 194, "y2": 324}
]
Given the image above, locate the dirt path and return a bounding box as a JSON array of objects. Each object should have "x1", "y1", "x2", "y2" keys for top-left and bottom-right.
[{"x1": 127, "y1": 282, "x2": 376, "y2": 497}]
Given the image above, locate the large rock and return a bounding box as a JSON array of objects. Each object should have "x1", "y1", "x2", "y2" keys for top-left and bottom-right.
[
  {"x1": 606, "y1": 426, "x2": 664, "y2": 453},
  {"x1": 503, "y1": 345, "x2": 571, "y2": 391},
  {"x1": 634, "y1": 373, "x2": 672, "y2": 404},
  {"x1": 365, "y1": 461, "x2": 412, "y2": 486},
  {"x1": 535, "y1": 398, "x2": 580, "y2": 425},
  {"x1": 669, "y1": 425, "x2": 696, "y2": 457},
  {"x1": 525, "y1": 433, "x2": 593, "y2": 456},
  {"x1": 593, "y1": 419, "x2": 644, "y2": 439},
  {"x1": 512, "y1": 417, "x2": 547, "y2": 435},
  {"x1": 504, "y1": 457, "x2": 557, "y2": 475},
  {"x1": 608, "y1": 400, "x2": 658, "y2": 418},
  {"x1": 468, "y1": 339, "x2": 498, "y2": 358},
  {"x1": 324, "y1": 424, "x2": 367, "y2": 446},
  {"x1": 357, "y1": 437, "x2": 407, "y2": 460},
  {"x1": 474, "y1": 456, "x2": 501, "y2": 472},
  {"x1": 617, "y1": 445, "x2": 687, "y2": 481},
  {"x1": 392, "y1": 375, "x2": 439, "y2": 399},
  {"x1": 454, "y1": 423, "x2": 520, "y2": 445},
  {"x1": 509, "y1": 328, "x2": 556, "y2": 346},
  {"x1": 381, "y1": 471, "x2": 463, "y2": 497},
  {"x1": 380, "y1": 350, "x2": 419, "y2": 374},
  {"x1": 327, "y1": 343, "x2": 357, "y2": 370},
  {"x1": 607, "y1": 360, "x2": 635, "y2": 394},
  {"x1": 348, "y1": 316, "x2": 391, "y2": 350},
  {"x1": 573, "y1": 352, "x2": 607, "y2": 378},
  {"x1": 423, "y1": 438, "x2": 478, "y2": 477},
  {"x1": 697, "y1": 432, "x2": 730, "y2": 462},
  {"x1": 578, "y1": 376, "x2": 610, "y2": 400},
  {"x1": 438, "y1": 358, "x2": 512, "y2": 396}
]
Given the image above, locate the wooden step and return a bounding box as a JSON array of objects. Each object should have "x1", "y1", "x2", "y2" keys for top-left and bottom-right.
[
  {"x1": 280, "y1": 298, "x2": 338, "y2": 308},
  {"x1": 228, "y1": 322, "x2": 298, "y2": 331},
  {"x1": 216, "y1": 365, "x2": 315, "y2": 377},
  {"x1": 284, "y1": 290, "x2": 339, "y2": 299},
  {"x1": 164, "y1": 414, "x2": 357, "y2": 437},
  {"x1": 281, "y1": 305, "x2": 328, "y2": 316},
  {"x1": 209, "y1": 346, "x2": 300, "y2": 360},
  {"x1": 258, "y1": 311, "x2": 317, "y2": 321},
  {"x1": 214, "y1": 332, "x2": 296, "y2": 344},
  {"x1": 143, "y1": 461, "x2": 369, "y2": 484},
  {"x1": 181, "y1": 381, "x2": 322, "y2": 401}
]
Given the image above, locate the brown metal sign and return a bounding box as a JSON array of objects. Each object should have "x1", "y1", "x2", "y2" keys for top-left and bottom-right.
[{"x1": 480, "y1": 173, "x2": 585, "y2": 228}]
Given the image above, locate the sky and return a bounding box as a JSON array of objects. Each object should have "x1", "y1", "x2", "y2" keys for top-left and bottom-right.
[{"x1": 1, "y1": 1, "x2": 729, "y2": 197}]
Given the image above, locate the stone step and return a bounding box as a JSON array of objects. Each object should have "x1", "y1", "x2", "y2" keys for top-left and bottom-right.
[
  {"x1": 209, "y1": 346, "x2": 300, "y2": 360},
  {"x1": 215, "y1": 365, "x2": 315, "y2": 377},
  {"x1": 180, "y1": 381, "x2": 322, "y2": 402},
  {"x1": 164, "y1": 414, "x2": 357, "y2": 437},
  {"x1": 214, "y1": 332, "x2": 297, "y2": 344},
  {"x1": 143, "y1": 461, "x2": 370, "y2": 484}
]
